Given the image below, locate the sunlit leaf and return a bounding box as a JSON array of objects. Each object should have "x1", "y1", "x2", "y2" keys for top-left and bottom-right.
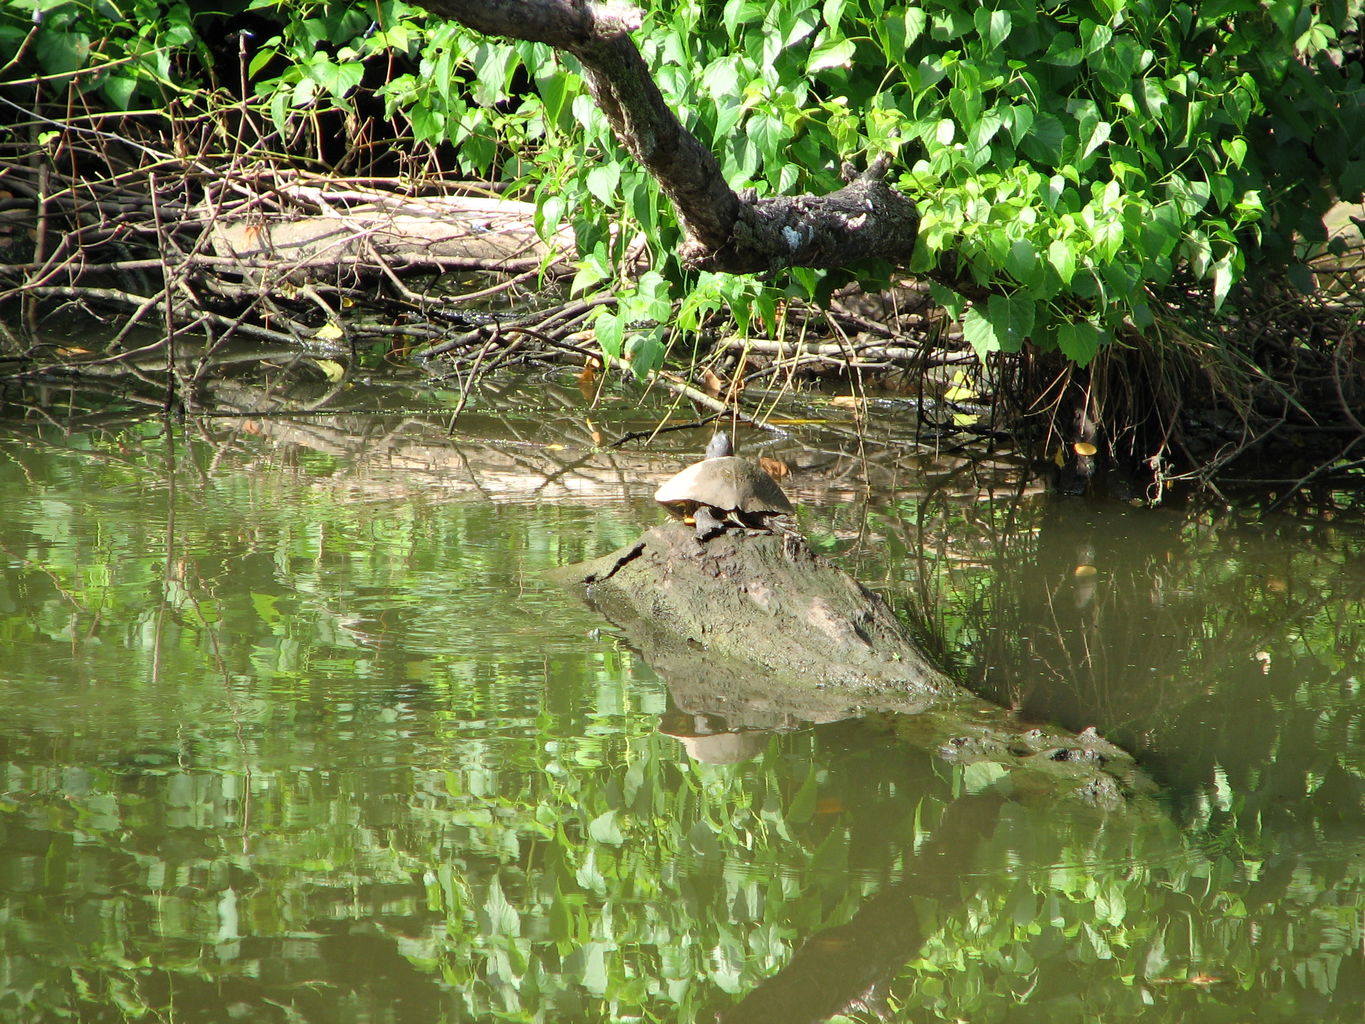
[
  {"x1": 807, "y1": 37, "x2": 855, "y2": 74},
  {"x1": 1056, "y1": 319, "x2": 1104, "y2": 367},
  {"x1": 588, "y1": 809, "x2": 625, "y2": 845}
]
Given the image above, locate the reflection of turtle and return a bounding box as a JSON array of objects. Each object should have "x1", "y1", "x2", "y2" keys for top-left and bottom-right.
[{"x1": 654, "y1": 433, "x2": 796, "y2": 541}]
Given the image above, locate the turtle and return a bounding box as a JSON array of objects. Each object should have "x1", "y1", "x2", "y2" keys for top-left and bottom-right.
[{"x1": 654, "y1": 432, "x2": 796, "y2": 541}]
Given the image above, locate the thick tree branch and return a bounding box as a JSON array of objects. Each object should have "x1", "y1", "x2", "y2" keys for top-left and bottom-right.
[
  {"x1": 405, "y1": 0, "x2": 643, "y2": 45},
  {"x1": 573, "y1": 32, "x2": 743, "y2": 255},
  {"x1": 412, "y1": 0, "x2": 919, "y2": 274}
]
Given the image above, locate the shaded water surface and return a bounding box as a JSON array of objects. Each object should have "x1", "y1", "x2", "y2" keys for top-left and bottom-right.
[{"x1": 1, "y1": 415, "x2": 1363, "y2": 1023}]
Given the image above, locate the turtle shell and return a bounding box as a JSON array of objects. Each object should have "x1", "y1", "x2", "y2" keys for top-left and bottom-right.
[{"x1": 654, "y1": 455, "x2": 793, "y2": 519}]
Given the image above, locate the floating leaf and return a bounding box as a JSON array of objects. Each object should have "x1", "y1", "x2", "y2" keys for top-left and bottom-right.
[
  {"x1": 943, "y1": 383, "x2": 976, "y2": 402},
  {"x1": 758, "y1": 456, "x2": 789, "y2": 480},
  {"x1": 576, "y1": 363, "x2": 596, "y2": 400},
  {"x1": 312, "y1": 358, "x2": 345, "y2": 382}
]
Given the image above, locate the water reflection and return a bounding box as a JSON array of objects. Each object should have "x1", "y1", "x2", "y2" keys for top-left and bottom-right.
[{"x1": 1, "y1": 419, "x2": 1363, "y2": 1022}]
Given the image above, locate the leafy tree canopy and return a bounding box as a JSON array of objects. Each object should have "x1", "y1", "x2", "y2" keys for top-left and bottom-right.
[{"x1": 2, "y1": 0, "x2": 1362, "y2": 373}]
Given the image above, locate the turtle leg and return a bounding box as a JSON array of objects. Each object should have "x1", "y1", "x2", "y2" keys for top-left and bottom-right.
[
  {"x1": 768, "y1": 513, "x2": 805, "y2": 557},
  {"x1": 767, "y1": 512, "x2": 802, "y2": 541},
  {"x1": 692, "y1": 505, "x2": 726, "y2": 542}
]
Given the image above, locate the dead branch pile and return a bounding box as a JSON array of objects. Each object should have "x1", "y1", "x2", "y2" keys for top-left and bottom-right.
[
  {"x1": 0, "y1": 94, "x2": 579, "y2": 347},
  {"x1": 0, "y1": 93, "x2": 969, "y2": 409}
]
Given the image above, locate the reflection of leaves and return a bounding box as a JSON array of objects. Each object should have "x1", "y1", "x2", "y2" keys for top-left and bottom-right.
[
  {"x1": 4, "y1": 427, "x2": 1365, "y2": 1023},
  {"x1": 250, "y1": 592, "x2": 281, "y2": 624},
  {"x1": 588, "y1": 809, "x2": 625, "y2": 845},
  {"x1": 482, "y1": 875, "x2": 521, "y2": 937},
  {"x1": 962, "y1": 760, "x2": 1008, "y2": 793}
]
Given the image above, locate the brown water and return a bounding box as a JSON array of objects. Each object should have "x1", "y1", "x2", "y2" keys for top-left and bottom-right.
[{"x1": 1, "y1": 408, "x2": 1362, "y2": 1023}]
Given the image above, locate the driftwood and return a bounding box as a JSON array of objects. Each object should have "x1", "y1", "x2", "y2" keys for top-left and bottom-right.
[
  {"x1": 555, "y1": 522, "x2": 1156, "y2": 807},
  {"x1": 412, "y1": 0, "x2": 921, "y2": 274},
  {"x1": 206, "y1": 189, "x2": 575, "y2": 282}
]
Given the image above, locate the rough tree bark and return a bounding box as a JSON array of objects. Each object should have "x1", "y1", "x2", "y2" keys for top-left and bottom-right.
[{"x1": 411, "y1": 0, "x2": 921, "y2": 273}]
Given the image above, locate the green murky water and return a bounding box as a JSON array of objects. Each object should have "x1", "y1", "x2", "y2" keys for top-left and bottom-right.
[{"x1": 1, "y1": 414, "x2": 1363, "y2": 1023}]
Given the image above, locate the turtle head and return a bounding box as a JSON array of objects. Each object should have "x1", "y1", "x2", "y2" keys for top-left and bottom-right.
[{"x1": 705, "y1": 432, "x2": 733, "y2": 459}]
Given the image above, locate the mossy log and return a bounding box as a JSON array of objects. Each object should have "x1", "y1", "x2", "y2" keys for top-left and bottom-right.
[
  {"x1": 558, "y1": 522, "x2": 954, "y2": 701},
  {"x1": 554, "y1": 522, "x2": 1156, "y2": 807}
]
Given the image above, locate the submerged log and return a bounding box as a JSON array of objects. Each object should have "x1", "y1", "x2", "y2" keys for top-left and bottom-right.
[{"x1": 554, "y1": 522, "x2": 1157, "y2": 807}]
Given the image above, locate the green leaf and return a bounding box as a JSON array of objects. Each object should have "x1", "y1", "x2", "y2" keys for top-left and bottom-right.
[
  {"x1": 585, "y1": 162, "x2": 620, "y2": 205},
  {"x1": 248, "y1": 42, "x2": 280, "y2": 80},
  {"x1": 1081, "y1": 120, "x2": 1111, "y2": 161},
  {"x1": 904, "y1": 7, "x2": 927, "y2": 45},
  {"x1": 1006, "y1": 104, "x2": 1035, "y2": 147},
  {"x1": 1056, "y1": 319, "x2": 1104, "y2": 366},
  {"x1": 35, "y1": 29, "x2": 89, "y2": 76},
  {"x1": 307, "y1": 54, "x2": 363, "y2": 101},
  {"x1": 1220, "y1": 136, "x2": 1247, "y2": 169},
  {"x1": 1005, "y1": 237, "x2": 1040, "y2": 286},
  {"x1": 1042, "y1": 31, "x2": 1083, "y2": 67},
  {"x1": 930, "y1": 283, "x2": 966, "y2": 320},
  {"x1": 102, "y1": 74, "x2": 137, "y2": 111},
  {"x1": 963, "y1": 294, "x2": 1034, "y2": 359},
  {"x1": 807, "y1": 37, "x2": 855, "y2": 74},
  {"x1": 270, "y1": 89, "x2": 289, "y2": 135},
  {"x1": 978, "y1": 8, "x2": 1012, "y2": 48},
  {"x1": 969, "y1": 108, "x2": 1006, "y2": 155},
  {"x1": 409, "y1": 105, "x2": 445, "y2": 144},
  {"x1": 593, "y1": 310, "x2": 624, "y2": 360},
  {"x1": 291, "y1": 76, "x2": 318, "y2": 108},
  {"x1": 962, "y1": 308, "x2": 1000, "y2": 359},
  {"x1": 1286, "y1": 262, "x2": 1316, "y2": 294},
  {"x1": 1047, "y1": 238, "x2": 1077, "y2": 284},
  {"x1": 626, "y1": 331, "x2": 666, "y2": 380},
  {"x1": 1079, "y1": 19, "x2": 1114, "y2": 57},
  {"x1": 1021, "y1": 112, "x2": 1066, "y2": 165},
  {"x1": 1139, "y1": 78, "x2": 1167, "y2": 119},
  {"x1": 1211, "y1": 255, "x2": 1235, "y2": 310}
]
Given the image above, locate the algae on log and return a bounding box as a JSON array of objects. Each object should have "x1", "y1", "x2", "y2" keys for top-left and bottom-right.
[
  {"x1": 553, "y1": 522, "x2": 1157, "y2": 808},
  {"x1": 556, "y1": 522, "x2": 954, "y2": 701}
]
